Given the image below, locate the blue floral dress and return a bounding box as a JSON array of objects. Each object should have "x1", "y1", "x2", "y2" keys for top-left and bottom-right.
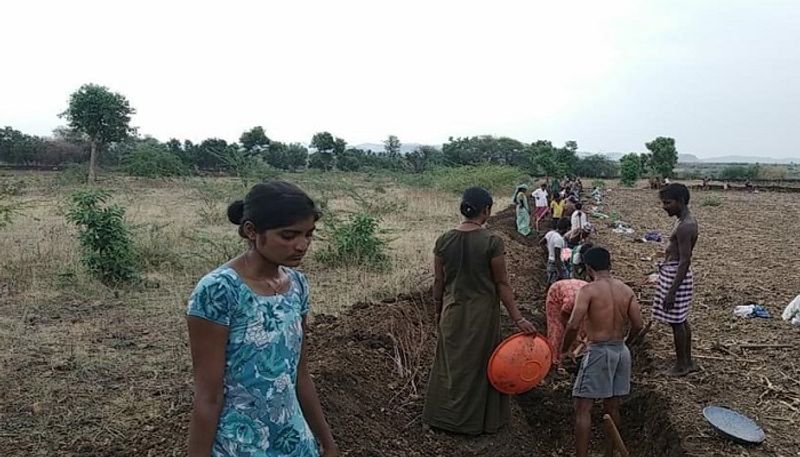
[{"x1": 187, "y1": 266, "x2": 319, "y2": 457}]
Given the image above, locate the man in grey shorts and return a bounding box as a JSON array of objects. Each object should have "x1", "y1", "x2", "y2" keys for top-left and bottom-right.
[{"x1": 563, "y1": 247, "x2": 644, "y2": 457}]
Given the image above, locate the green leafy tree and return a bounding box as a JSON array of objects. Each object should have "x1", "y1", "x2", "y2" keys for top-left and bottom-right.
[
  {"x1": 406, "y1": 146, "x2": 444, "y2": 173},
  {"x1": 639, "y1": 152, "x2": 655, "y2": 176},
  {"x1": 196, "y1": 138, "x2": 233, "y2": 170},
  {"x1": 442, "y1": 135, "x2": 526, "y2": 166},
  {"x1": 555, "y1": 141, "x2": 579, "y2": 176},
  {"x1": 564, "y1": 140, "x2": 578, "y2": 153},
  {"x1": 310, "y1": 132, "x2": 335, "y2": 152},
  {"x1": 310, "y1": 132, "x2": 335, "y2": 170},
  {"x1": 333, "y1": 137, "x2": 347, "y2": 155},
  {"x1": 0, "y1": 127, "x2": 42, "y2": 164},
  {"x1": 335, "y1": 148, "x2": 367, "y2": 172},
  {"x1": 527, "y1": 140, "x2": 567, "y2": 177},
  {"x1": 495, "y1": 137, "x2": 527, "y2": 166},
  {"x1": 263, "y1": 142, "x2": 309, "y2": 171},
  {"x1": 60, "y1": 84, "x2": 136, "y2": 183},
  {"x1": 619, "y1": 153, "x2": 643, "y2": 186},
  {"x1": 443, "y1": 136, "x2": 484, "y2": 165},
  {"x1": 310, "y1": 132, "x2": 346, "y2": 171},
  {"x1": 575, "y1": 154, "x2": 619, "y2": 178},
  {"x1": 645, "y1": 136, "x2": 678, "y2": 179},
  {"x1": 240, "y1": 126, "x2": 270, "y2": 154},
  {"x1": 263, "y1": 141, "x2": 286, "y2": 169},
  {"x1": 308, "y1": 151, "x2": 335, "y2": 171},
  {"x1": 384, "y1": 135, "x2": 401, "y2": 155},
  {"x1": 284, "y1": 143, "x2": 309, "y2": 171}
]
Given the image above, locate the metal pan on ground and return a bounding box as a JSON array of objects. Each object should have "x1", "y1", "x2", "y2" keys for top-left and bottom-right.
[{"x1": 703, "y1": 406, "x2": 765, "y2": 445}]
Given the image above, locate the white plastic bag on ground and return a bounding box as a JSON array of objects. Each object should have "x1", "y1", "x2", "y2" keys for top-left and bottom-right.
[
  {"x1": 734, "y1": 305, "x2": 755, "y2": 318},
  {"x1": 782, "y1": 295, "x2": 800, "y2": 325}
]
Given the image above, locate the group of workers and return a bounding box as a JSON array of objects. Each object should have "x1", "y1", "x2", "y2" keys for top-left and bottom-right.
[
  {"x1": 425, "y1": 181, "x2": 697, "y2": 457},
  {"x1": 513, "y1": 177, "x2": 595, "y2": 288},
  {"x1": 184, "y1": 177, "x2": 698, "y2": 457}
]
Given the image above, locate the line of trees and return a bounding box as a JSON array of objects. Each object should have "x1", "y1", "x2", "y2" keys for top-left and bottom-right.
[
  {"x1": 1, "y1": 83, "x2": 682, "y2": 182},
  {"x1": 441, "y1": 136, "x2": 619, "y2": 178}
]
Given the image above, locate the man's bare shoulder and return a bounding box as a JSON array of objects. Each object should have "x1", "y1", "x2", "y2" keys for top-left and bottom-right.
[
  {"x1": 678, "y1": 215, "x2": 699, "y2": 235},
  {"x1": 612, "y1": 278, "x2": 635, "y2": 298},
  {"x1": 579, "y1": 281, "x2": 600, "y2": 295}
]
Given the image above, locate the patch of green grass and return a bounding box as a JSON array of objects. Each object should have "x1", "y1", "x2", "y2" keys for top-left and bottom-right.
[
  {"x1": 701, "y1": 195, "x2": 723, "y2": 207},
  {"x1": 396, "y1": 164, "x2": 527, "y2": 195}
]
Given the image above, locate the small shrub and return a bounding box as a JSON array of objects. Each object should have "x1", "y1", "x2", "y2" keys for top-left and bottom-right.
[
  {"x1": 719, "y1": 165, "x2": 759, "y2": 180},
  {"x1": 55, "y1": 163, "x2": 89, "y2": 186},
  {"x1": 196, "y1": 194, "x2": 226, "y2": 225},
  {"x1": 217, "y1": 149, "x2": 280, "y2": 186},
  {"x1": 315, "y1": 212, "x2": 389, "y2": 270},
  {"x1": 758, "y1": 165, "x2": 788, "y2": 180},
  {"x1": 0, "y1": 178, "x2": 24, "y2": 228},
  {"x1": 123, "y1": 143, "x2": 188, "y2": 178},
  {"x1": 591, "y1": 179, "x2": 606, "y2": 190},
  {"x1": 0, "y1": 202, "x2": 17, "y2": 228},
  {"x1": 66, "y1": 189, "x2": 139, "y2": 285},
  {"x1": 133, "y1": 222, "x2": 184, "y2": 271},
  {"x1": 701, "y1": 196, "x2": 723, "y2": 207}
]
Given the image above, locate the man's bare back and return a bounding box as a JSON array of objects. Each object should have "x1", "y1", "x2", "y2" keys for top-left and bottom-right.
[
  {"x1": 574, "y1": 277, "x2": 641, "y2": 343},
  {"x1": 562, "y1": 247, "x2": 645, "y2": 457}
]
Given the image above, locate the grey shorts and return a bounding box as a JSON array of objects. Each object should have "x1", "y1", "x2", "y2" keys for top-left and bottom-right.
[{"x1": 572, "y1": 341, "x2": 631, "y2": 399}]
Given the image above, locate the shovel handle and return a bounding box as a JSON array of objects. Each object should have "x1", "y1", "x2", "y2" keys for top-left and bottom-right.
[{"x1": 603, "y1": 414, "x2": 630, "y2": 457}]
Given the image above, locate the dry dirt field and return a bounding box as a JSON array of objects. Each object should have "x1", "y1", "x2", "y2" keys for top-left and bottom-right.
[{"x1": 1, "y1": 174, "x2": 799, "y2": 456}]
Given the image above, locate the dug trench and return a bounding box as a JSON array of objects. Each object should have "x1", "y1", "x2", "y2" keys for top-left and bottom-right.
[{"x1": 308, "y1": 207, "x2": 687, "y2": 456}]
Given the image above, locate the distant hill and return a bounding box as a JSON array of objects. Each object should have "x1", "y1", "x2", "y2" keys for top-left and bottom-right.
[
  {"x1": 353, "y1": 143, "x2": 433, "y2": 154},
  {"x1": 583, "y1": 152, "x2": 797, "y2": 164},
  {"x1": 700, "y1": 155, "x2": 797, "y2": 164}
]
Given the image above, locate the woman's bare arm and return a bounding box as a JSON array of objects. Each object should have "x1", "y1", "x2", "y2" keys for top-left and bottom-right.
[{"x1": 187, "y1": 317, "x2": 228, "y2": 457}]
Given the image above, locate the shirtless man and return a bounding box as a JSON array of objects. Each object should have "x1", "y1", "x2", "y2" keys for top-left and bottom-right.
[
  {"x1": 563, "y1": 247, "x2": 643, "y2": 457},
  {"x1": 653, "y1": 183, "x2": 699, "y2": 376}
]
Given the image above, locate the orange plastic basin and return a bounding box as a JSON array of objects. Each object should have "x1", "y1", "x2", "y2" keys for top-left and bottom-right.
[{"x1": 488, "y1": 333, "x2": 553, "y2": 395}]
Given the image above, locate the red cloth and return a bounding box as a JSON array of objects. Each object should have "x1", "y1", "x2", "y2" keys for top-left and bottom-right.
[
  {"x1": 534, "y1": 206, "x2": 549, "y2": 220},
  {"x1": 546, "y1": 279, "x2": 588, "y2": 362}
]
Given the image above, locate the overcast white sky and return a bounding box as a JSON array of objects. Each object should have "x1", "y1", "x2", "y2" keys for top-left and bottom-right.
[{"x1": 1, "y1": 0, "x2": 798, "y2": 158}]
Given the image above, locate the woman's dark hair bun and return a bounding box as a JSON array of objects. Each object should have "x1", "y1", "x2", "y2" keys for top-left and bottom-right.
[
  {"x1": 460, "y1": 202, "x2": 477, "y2": 218},
  {"x1": 227, "y1": 200, "x2": 245, "y2": 225},
  {"x1": 460, "y1": 187, "x2": 493, "y2": 219}
]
